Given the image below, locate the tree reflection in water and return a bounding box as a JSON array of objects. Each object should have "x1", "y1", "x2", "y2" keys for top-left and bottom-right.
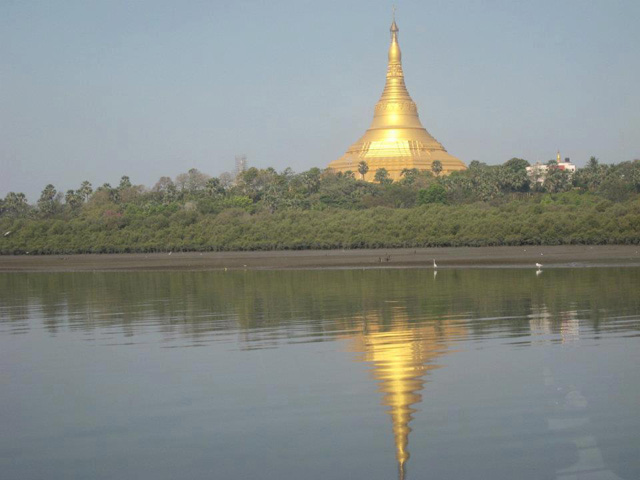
[{"x1": 1, "y1": 268, "x2": 639, "y2": 478}]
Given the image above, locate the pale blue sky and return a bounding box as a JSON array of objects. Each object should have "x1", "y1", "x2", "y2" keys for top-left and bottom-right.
[{"x1": 1, "y1": 0, "x2": 639, "y2": 200}]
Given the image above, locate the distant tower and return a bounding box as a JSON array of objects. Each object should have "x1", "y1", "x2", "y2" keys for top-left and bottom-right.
[{"x1": 235, "y1": 155, "x2": 247, "y2": 176}]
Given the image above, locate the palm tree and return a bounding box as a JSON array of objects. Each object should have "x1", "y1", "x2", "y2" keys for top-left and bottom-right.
[
  {"x1": 37, "y1": 184, "x2": 57, "y2": 215},
  {"x1": 374, "y1": 168, "x2": 391, "y2": 184},
  {"x1": 78, "y1": 181, "x2": 93, "y2": 202},
  {"x1": 358, "y1": 161, "x2": 369, "y2": 180},
  {"x1": 65, "y1": 190, "x2": 83, "y2": 210},
  {"x1": 431, "y1": 160, "x2": 443, "y2": 177},
  {"x1": 400, "y1": 168, "x2": 419, "y2": 185},
  {"x1": 118, "y1": 175, "x2": 132, "y2": 190}
]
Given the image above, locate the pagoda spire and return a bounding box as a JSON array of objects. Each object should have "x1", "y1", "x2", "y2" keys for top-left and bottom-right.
[
  {"x1": 389, "y1": 8, "x2": 400, "y2": 64},
  {"x1": 389, "y1": 39, "x2": 400, "y2": 67},
  {"x1": 373, "y1": 16, "x2": 418, "y2": 126}
]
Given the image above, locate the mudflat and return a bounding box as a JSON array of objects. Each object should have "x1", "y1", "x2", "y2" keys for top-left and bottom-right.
[{"x1": 1, "y1": 245, "x2": 639, "y2": 272}]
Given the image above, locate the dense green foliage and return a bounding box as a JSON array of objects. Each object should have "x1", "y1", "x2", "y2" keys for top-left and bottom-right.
[{"x1": 1, "y1": 158, "x2": 639, "y2": 254}]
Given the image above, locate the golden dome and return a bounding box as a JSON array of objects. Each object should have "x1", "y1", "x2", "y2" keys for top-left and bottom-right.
[{"x1": 328, "y1": 18, "x2": 466, "y2": 181}]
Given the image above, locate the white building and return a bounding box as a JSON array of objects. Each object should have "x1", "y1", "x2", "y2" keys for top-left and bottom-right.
[{"x1": 526, "y1": 151, "x2": 576, "y2": 183}]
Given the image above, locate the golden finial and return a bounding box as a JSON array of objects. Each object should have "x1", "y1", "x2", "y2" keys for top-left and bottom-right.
[{"x1": 391, "y1": 5, "x2": 399, "y2": 34}]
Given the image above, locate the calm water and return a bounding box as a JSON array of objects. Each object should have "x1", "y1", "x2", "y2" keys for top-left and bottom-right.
[{"x1": 1, "y1": 268, "x2": 639, "y2": 480}]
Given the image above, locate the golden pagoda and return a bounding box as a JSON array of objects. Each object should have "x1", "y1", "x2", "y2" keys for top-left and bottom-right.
[{"x1": 328, "y1": 16, "x2": 466, "y2": 181}]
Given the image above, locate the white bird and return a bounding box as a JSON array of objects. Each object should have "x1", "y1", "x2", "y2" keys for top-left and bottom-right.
[
  {"x1": 433, "y1": 259, "x2": 438, "y2": 269},
  {"x1": 168, "y1": 251, "x2": 172, "y2": 255},
  {"x1": 536, "y1": 262, "x2": 543, "y2": 269},
  {"x1": 3, "y1": 231, "x2": 11, "y2": 237}
]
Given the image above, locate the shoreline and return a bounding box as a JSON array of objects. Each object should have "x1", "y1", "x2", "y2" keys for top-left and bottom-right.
[{"x1": 1, "y1": 245, "x2": 639, "y2": 272}]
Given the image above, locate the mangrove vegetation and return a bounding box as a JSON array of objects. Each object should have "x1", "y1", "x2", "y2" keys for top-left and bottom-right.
[{"x1": 1, "y1": 157, "x2": 639, "y2": 254}]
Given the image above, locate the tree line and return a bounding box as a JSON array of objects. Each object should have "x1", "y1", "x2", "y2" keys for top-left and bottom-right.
[{"x1": 1, "y1": 157, "x2": 639, "y2": 254}]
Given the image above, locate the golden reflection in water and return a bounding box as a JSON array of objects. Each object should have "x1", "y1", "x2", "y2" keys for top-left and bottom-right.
[{"x1": 348, "y1": 308, "x2": 467, "y2": 479}]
